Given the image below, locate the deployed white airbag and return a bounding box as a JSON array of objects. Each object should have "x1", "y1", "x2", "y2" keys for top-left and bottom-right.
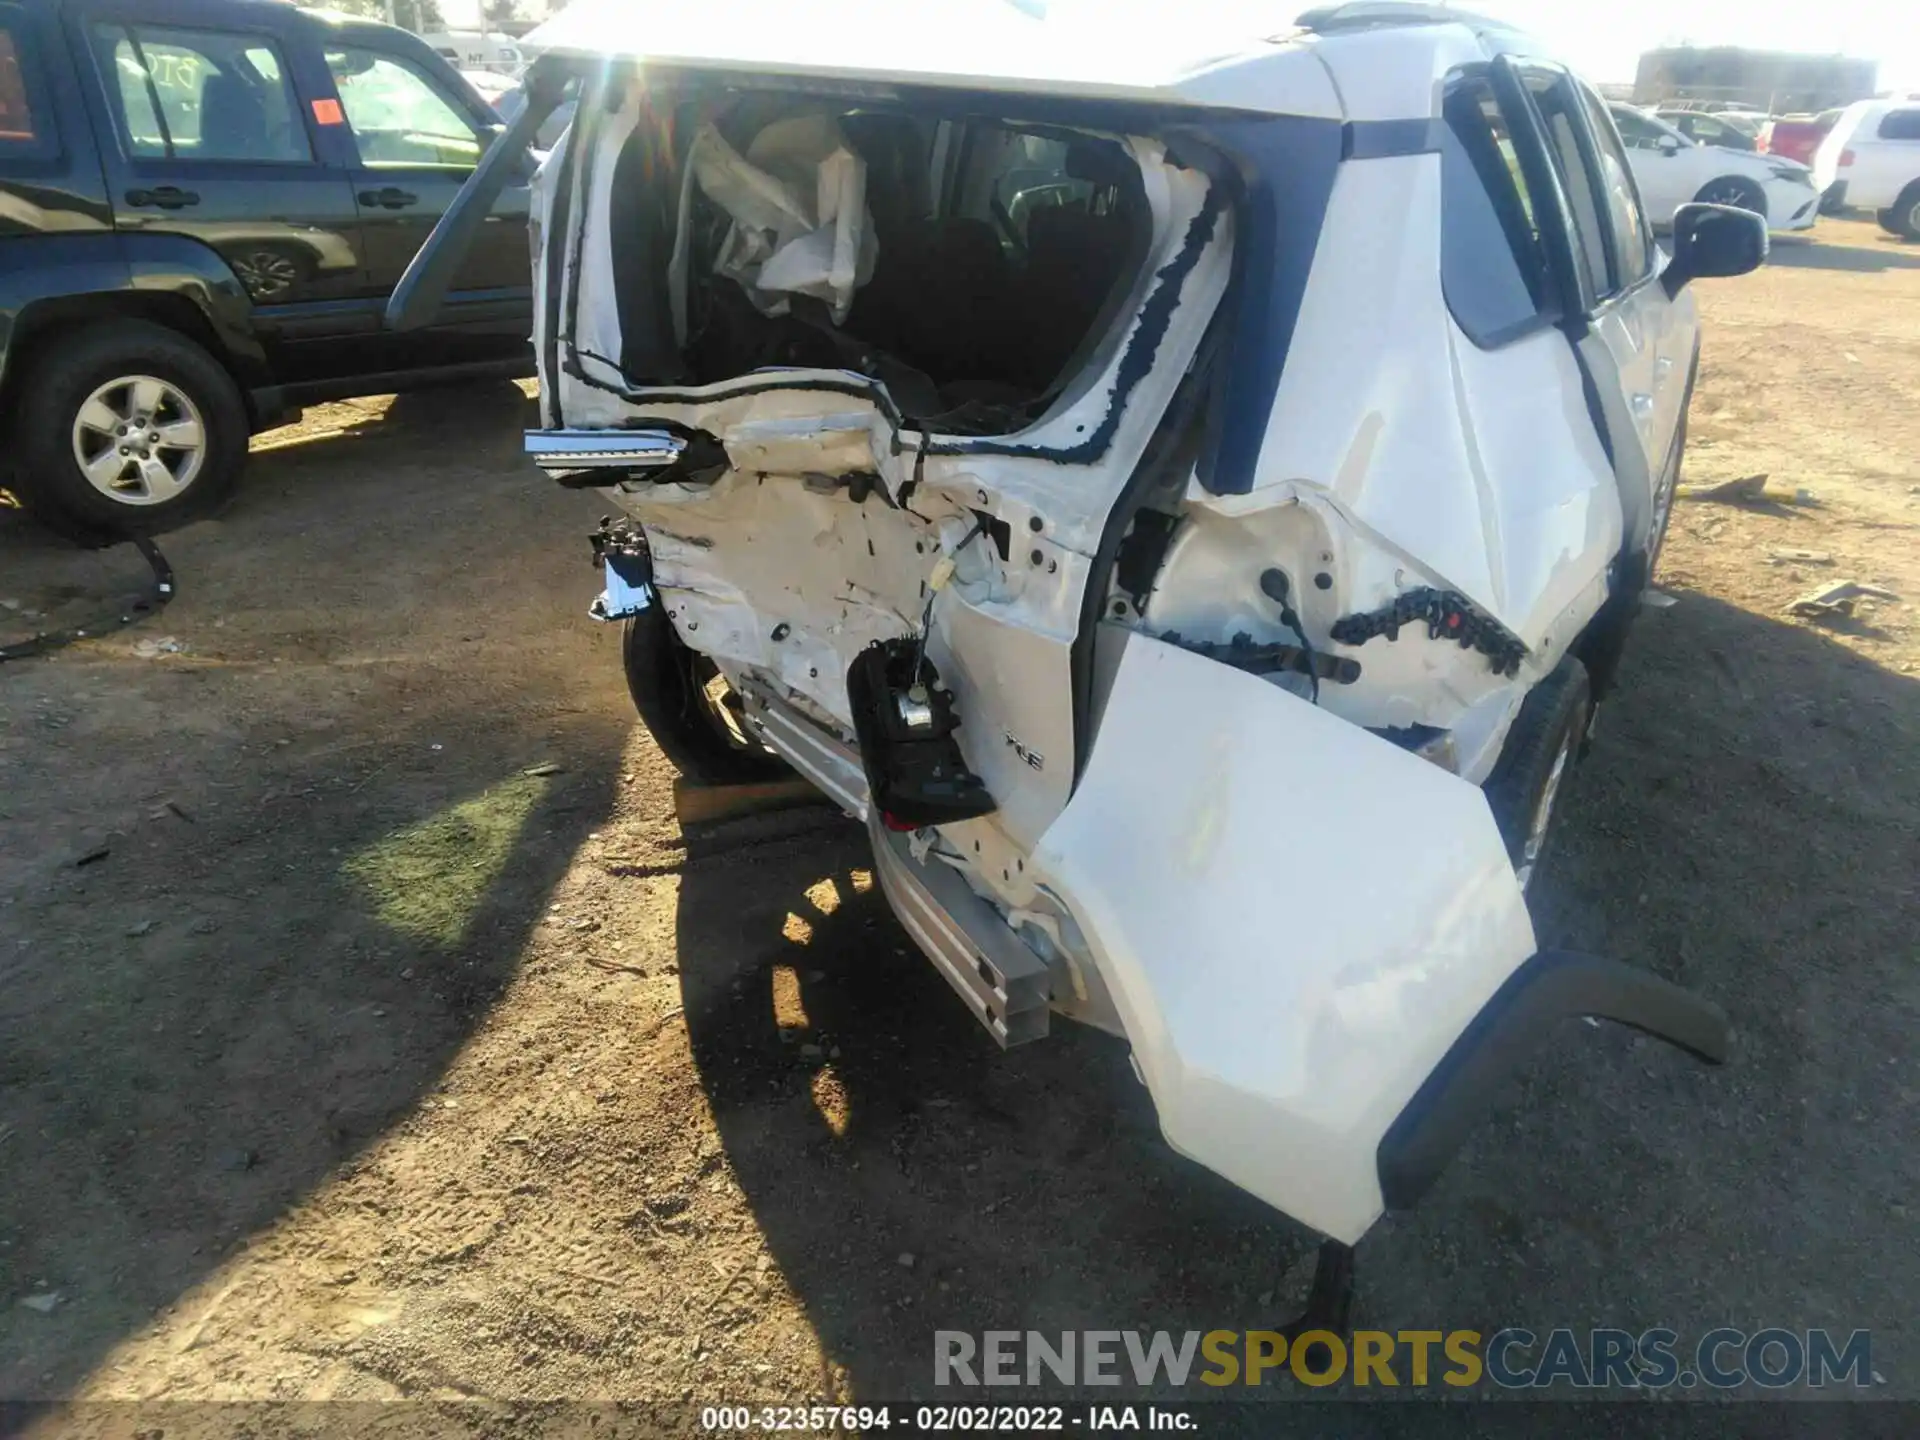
[
  {"x1": 675, "y1": 113, "x2": 876, "y2": 329},
  {"x1": 1031, "y1": 635, "x2": 1537, "y2": 1243}
]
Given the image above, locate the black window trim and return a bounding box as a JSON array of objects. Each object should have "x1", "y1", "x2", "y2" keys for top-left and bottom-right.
[
  {"x1": 1569, "y1": 78, "x2": 1660, "y2": 307},
  {"x1": 0, "y1": 0, "x2": 64, "y2": 166},
  {"x1": 80, "y1": 14, "x2": 322, "y2": 170},
  {"x1": 1486, "y1": 55, "x2": 1588, "y2": 334},
  {"x1": 1512, "y1": 61, "x2": 1621, "y2": 310},
  {"x1": 1500, "y1": 58, "x2": 1662, "y2": 327},
  {"x1": 1437, "y1": 63, "x2": 1559, "y2": 351}
]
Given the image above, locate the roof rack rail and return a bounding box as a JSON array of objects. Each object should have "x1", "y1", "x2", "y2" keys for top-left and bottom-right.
[{"x1": 1295, "y1": 3, "x2": 1492, "y2": 33}]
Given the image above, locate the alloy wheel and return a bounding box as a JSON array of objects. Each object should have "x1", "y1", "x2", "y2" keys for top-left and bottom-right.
[
  {"x1": 690, "y1": 654, "x2": 765, "y2": 753},
  {"x1": 1698, "y1": 179, "x2": 1762, "y2": 213},
  {"x1": 232, "y1": 250, "x2": 302, "y2": 301},
  {"x1": 69, "y1": 375, "x2": 206, "y2": 506}
]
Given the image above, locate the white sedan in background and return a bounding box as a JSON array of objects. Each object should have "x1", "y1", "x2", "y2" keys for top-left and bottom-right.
[{"x1": 1610, "y1": 105, "x2": 1820, "y2": 231}]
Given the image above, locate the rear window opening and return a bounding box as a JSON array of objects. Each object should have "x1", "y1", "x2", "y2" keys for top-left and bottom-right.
[{"x1": 599, "y1": 92, "x2": 1153, "y2": 435}]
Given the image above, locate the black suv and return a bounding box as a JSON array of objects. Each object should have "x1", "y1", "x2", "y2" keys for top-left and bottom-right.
[{"x1": 0, "y1": 0, "x2": 533, "y2": 539}]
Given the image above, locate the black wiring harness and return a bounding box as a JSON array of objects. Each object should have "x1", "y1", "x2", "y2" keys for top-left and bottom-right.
[
  {"x1": 1258, "y1": 568, "x2": 1323, "y2": 702},
  {"x1": 0, "y1": 537, "x2": 176, "y2": 664},
  {"x1": 1158, "y1": 630, "x2": 1361, "y2": 685},
  {"x1": 1329, "y1": 586, "x2": 1527, "y2": 678}
]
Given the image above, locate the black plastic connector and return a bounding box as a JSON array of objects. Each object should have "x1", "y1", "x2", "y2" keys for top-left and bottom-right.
[{"x1": 845, "y1": 639, "x2": 996, "y2": 828}]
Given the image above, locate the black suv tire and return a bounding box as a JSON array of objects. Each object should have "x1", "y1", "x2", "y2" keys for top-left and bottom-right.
[
  {"x1": 1483, "y1": 656, "x2": 1593, "y2": 894},
  {"x1": 622, "y1": 603, "x2": 791, "y2": 785},
  {"x1": 14, "y1": 321, "x2": 248, "y2": 542},
  {"x1": 1882, "y1": 184, "x2": 1920, "y2": 242}
]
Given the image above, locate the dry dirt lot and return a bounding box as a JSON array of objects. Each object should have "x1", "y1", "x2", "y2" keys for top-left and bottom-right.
[{"x1": 1, "y1": 218, "x2": 1917, "y2": 1427}]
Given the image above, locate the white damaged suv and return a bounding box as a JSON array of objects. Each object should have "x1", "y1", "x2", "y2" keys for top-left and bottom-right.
[{"x1": 394, "y1": 1, "x2": 1761, "y2": 1255}]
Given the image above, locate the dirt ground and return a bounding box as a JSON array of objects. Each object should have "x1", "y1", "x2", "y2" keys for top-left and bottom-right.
[{"x1": 1, "y1": 217, "x2": 1917, "y2": 1423}]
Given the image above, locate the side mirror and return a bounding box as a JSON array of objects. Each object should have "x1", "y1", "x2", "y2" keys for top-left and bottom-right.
[
  {"x1": 1663, "y1": 203, "x2": 1768, "y2": 297},
  {"x1": 1657, "y1": 135, "x2": 1681, "y2": 154}
]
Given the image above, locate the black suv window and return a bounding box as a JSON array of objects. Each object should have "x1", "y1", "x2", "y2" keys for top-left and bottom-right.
[
  {"x1": 0, "y1": 6, "x2": 57, "y2": 160},
  {"x1": 1879, "y1": 109, "x2": 1920, "y2": 141},
  {"x1": 89, "y1": 23, "x2": 310, "y2": 163},
  {"x1": 1440, "y1": 71, "x2": 1551, "y2": 346},
  {"x1": 326, "y1": 46, "x2": 482, "y2": 169}
]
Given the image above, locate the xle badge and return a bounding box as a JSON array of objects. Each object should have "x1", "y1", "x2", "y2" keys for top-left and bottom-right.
[{"x1": 1004, "y1": 731, "x2": 1044, "y2": 771}]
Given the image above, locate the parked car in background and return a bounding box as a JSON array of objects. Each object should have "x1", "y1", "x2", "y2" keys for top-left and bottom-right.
[
  {"x1": 468, "y1": 68, "x2": 572, "y2": 153},
  {"x1": 419, "y1": 29, "x2": 523, "y2": 76},
  {"x1": 1655, "y1": 107, "x2": 1759, "y2": 151},
  {"x1": 1758, "y1": 109, "x2": 1842, "y2": 168},
  {"x1": 1675, "y1": 100, "x2": 1765, "y2": 117},
  {"x1": 460, "y1": 67, "x2": 517, "y2": 111},
  {"x1": 0, "y1": 0, "x2": 535, "y2": 540},
  {"x1": 394, "y1": 0, "x2": 1750, "y2": 1249},
  {"x1": 1813, "y1": 99, "x2": 1920, "y2": 239},
  {"x1": 490, "y1": 73, "x2": 573, "y2": 151},
  {"x1": 1610, "y1": 104, "x2": 1819, "y2": 230}
]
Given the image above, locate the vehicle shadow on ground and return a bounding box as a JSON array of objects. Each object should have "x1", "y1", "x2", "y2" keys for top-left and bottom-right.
[
  {"x1": 0, "y1": 384, "x2": 623, "y2": 1400},
  {"x1": 245, "y1": 380, "x2": 541, "y2": 475},
  {"x1": 0, "y1": 707, "x2": 624, "y2": 1405},
  {"x1": 672, "y1": 811, "x2": 1315, "y2": 1403},
  {"x1": 674, "y1": 589, "x2": 1919, "y2": 1406},
  {"x1": 1768, "y1": 235, "x2": 1920, "y2": 272}
]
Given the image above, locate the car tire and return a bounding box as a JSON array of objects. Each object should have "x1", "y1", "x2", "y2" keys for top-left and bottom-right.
[
  {"x1": 13, "y1": 320, "x2": 247, "y2": 543},
  {"x1": 1887, "y1": 184, "x2": 1920, "y2": 242},
  {"x1": 1483, "y1": 656, "x2": 1592, "y2": 894},
  {"x1": 1693, "y1": 174, "x2": 1768, "y2": 218},
  {"x1": 1574, "y1": 388, "x2": 1685, "y2": 707},
  {"x1": 621, "y1": 603, "x2": 790, "y2": 785}
]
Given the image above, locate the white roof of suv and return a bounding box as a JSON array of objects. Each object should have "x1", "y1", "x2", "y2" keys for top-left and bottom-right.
[{"x1": 522, "y1": 0, "x2": 1549, "y2": 120}]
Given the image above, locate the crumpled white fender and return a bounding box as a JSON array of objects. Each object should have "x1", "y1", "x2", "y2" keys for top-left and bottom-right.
[{"x1": 1032, "y1": 633, "x2": 1537, "y2": 1243}]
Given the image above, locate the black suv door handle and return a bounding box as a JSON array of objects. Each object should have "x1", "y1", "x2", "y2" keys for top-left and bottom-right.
[
  {"x1": 125, "y1": 186, "x2": 199, "y2": 209},
  {"x1": 358, "y1": 187, "x2": 419, "y2": 210}
]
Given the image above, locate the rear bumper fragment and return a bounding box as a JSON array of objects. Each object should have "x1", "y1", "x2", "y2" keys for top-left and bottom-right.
[
  {"x1": 1375, "y1": 949, "x2": 1731, "y2": 1211},
  {"x1": 867, "y1": 818, "x2": 1051, "y2": 1049}
]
